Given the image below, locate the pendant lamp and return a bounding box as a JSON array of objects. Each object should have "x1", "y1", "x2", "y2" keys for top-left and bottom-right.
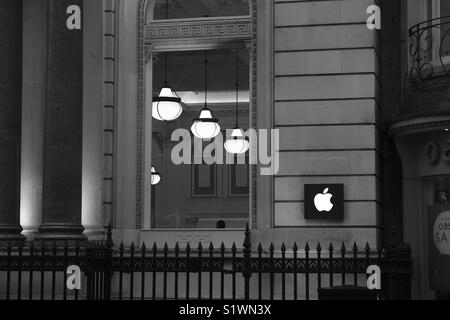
[
  {"x1": 151, "y1": 166, "x2": 161, "y2": 186},
  {"x1": 191, "y1": 51, "x2": 221, "y2": 139},
  {"x1": 152, "y1": 0, "x2": 183, "y2": 121},
  {"x1": 224, "y1": 48, "x2": 249, "y2": 154}
]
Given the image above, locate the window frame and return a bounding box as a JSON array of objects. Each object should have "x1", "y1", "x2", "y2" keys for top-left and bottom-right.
[{"x1": 138, "y1": 0, "x2": 256, "y2": 231}]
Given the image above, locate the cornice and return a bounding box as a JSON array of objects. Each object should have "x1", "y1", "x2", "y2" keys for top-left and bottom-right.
[{"x1": 390, "y1": 116, "x2": 450, "y2": 136}]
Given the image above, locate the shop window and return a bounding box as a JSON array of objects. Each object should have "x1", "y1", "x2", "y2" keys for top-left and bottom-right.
[
  {"x1": 151, "y1": 49, "x2": 250, "y2": 230},
  {"x1": 422, "y1": 176, "x2": 450, "y2": 294}
]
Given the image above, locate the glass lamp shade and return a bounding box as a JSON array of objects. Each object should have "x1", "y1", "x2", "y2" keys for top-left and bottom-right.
[
  {"x1": 191, "y1": 108, "x2": 221, "y2": 139},
  {"x1": 224, "y1": 128, "x2": 249, "y2": 154},
  {"x1": 152, "y1": 86, "x2": 183, "y2": 121},
  {"x1": 151, "y1": 166, "x2": 161, "y2": 186}
]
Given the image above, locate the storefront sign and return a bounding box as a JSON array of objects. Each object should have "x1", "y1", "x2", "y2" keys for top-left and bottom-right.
[
  {"x1": 428, "y1": 204, "x2": 450, "y2": 291},
  {"x1": 305, "y1": 184, "x2": 344, "y2": 220}
]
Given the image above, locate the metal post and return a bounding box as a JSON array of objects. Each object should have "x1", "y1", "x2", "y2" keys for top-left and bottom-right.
[
  {"x1": 243, "y1": 224, "x2": 252, "y2": 300},
  {"x1": 103, "y1": 224, "x2": 114, "y2": 300}
]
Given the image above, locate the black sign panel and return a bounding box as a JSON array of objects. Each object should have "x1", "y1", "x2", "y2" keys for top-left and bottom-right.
[{"x1": 305, "y1": 184, "x2": 344, "y2": 220}]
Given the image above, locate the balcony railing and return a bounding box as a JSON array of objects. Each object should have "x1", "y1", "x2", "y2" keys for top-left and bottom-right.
[{"x1": 409, "y1": 16, "x2": 450, "y2": 85}]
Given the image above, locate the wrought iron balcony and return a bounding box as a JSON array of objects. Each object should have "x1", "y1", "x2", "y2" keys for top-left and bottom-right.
[{"x1": 409, "y1": 16, "x2": 450, "y2": 86}]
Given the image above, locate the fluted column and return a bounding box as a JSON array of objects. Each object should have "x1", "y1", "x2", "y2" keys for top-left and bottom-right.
[
  {"x1": 0, "y1": 0, "x2": 25, "y2": 242},
  {"x1": 37, "y1": 0, "x2": 86, "y2": 240}
]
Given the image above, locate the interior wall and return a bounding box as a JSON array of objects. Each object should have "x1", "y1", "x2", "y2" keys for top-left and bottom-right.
[{"x1": 152, "y1": 111, "x2": 249, "y2": 229}]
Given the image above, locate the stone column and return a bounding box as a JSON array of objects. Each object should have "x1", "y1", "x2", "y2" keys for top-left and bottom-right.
[
  {"x1": 82, "y1": 0, "x2": 104, "y2": 240},
  {"x1": 0, "y1": 0, "x2": 25, "y2": 242},
  {"x1": 21, "y1": 0, "x2": 47, "y2": 237},
  {"x1": 37, "y1": 0, "x2": 86, "y2": 240}
]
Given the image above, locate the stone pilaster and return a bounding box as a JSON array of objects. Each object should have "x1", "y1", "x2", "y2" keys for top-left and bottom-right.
[
  {"x1": 37, "y1": 0, "x2": 86, "y2": 240},
  {"x1": 0, "y1": 0, "x2": 25, "y2": 242}
]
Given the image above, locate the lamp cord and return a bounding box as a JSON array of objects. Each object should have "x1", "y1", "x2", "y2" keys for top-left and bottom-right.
[
  {"x1": 164, "y1": 0, "x2": 169, "y2": 85},
  {"x1": 235, "y1": 48, "x2": 239, "y2": 128},
  {"x1": 164, "y1": 53, "x2": 168, "y2": 86},
  {"x1": 204, "y1": 51, "x2": 208, "y2": 108},
  {"x1": 165, "y1": 0, "x2": 168, "y2": 19}
]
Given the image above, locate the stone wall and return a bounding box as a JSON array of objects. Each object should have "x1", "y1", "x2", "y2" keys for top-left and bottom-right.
[{"x1": 267, "y1": 0, "x2": 382, "y2": 249}]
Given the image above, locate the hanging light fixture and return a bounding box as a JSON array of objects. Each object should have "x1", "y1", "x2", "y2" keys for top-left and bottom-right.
[
  {"x1": 224, "y1": 48, "x2": 249, "y2": 154},
  {"x1": 151, "y1": 166, "x2": 161, "y2": 186},
  {"x1": 152, "y1": 85, "x2": 183, "y2": 121},
  {"x1": 152, "y1": 0, "x2": 183, "y2": 121},
  {"x1": 191, "y1": 51, "x2": 221, "y2": 139}
]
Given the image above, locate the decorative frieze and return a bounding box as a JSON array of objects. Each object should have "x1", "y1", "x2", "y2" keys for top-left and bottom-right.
[{"x1": 145, "y1": 17, "x2": 252, "y2": 43}]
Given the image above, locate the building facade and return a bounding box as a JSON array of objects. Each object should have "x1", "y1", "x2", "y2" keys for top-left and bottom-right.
[{"x1": 0, "y1": 0, "x2": 448, "y2": 299}]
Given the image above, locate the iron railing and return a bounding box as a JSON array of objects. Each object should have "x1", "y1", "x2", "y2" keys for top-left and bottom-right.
[
  {"x1": 409, "y1": 15, "x2": 450, "y2": 85},
  {"x1": 0, "y1": 226, "x2": 412, "y2": 300}
]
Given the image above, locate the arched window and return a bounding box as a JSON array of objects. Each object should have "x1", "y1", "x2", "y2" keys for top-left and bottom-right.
[{"x1": 137, "y1": 0, "x2": 255, "y2": 231}]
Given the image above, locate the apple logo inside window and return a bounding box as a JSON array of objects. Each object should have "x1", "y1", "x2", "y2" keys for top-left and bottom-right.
[{"x1": 314, "y1": 188, "x2": 334, "y2": 212}]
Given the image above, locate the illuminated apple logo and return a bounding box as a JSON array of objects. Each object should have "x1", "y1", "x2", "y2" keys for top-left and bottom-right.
[{"x1": 314, "y1": 188, "x2": 334, "y2": 212}]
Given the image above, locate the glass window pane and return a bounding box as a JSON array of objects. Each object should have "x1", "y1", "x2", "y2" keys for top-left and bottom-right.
[
  {"x1": 153, "y1": 49, "x2": 249, "y2": 94},
  {"x1": 154, "y1": 0, "x2": 250, "y2": 20},
  {"x1": 152, "y1": 49, "x2": 250, "y2": 230}
]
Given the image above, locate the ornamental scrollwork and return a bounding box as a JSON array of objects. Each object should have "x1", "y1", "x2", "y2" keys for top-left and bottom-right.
[{"x1": 409, "y1": 16, "x2": 450, "y2": 88}]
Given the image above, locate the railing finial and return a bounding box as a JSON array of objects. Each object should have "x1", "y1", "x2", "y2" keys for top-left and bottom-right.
[
  {"x1": 106, "y1": 223, "x2": 114, "y2": 248},
  {"x1": 243, "y1": 223, "x2": 251, "y2": 252}
]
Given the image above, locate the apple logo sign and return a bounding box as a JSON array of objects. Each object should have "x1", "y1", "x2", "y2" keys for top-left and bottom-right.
[
  {"x1": 314, "y1": 188, "x2": 334, "y2": 212},
  {"x1": 305, "y1": 184, "x2": 344, "y2": 220}
]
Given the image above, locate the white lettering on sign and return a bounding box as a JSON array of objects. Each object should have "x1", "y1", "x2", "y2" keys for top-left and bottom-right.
[
  {"x1": 366, "y1": 265, "x2": 381, "y2": 290},
  {"x1": 434, "y1": 211, "x2": 450, "y2": 255},
  {"x1": 66, "y1": 265, "x2": 81, "y2": 290},
  {"x1": 366, "y1": 5, "x2": 381, "y2": 30},
  {"x1": 66, "y1": 5, "x2": 81, "y2": 30}
]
